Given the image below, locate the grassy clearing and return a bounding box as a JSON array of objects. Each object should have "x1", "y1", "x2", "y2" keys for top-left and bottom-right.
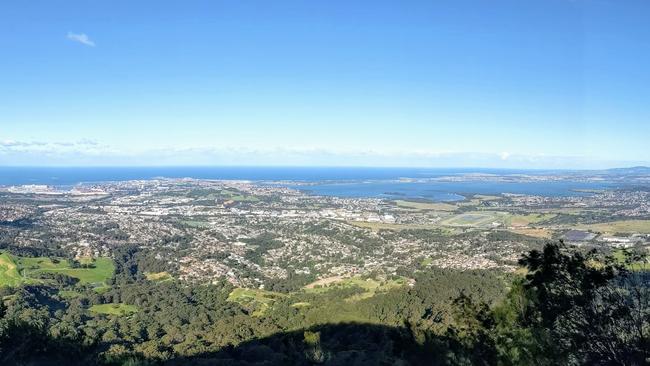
[
  {"x1": 587, "y1": 249, "x2": 648, "y2": 272},
  {"x1": 21, "y1": 256, "x2": 76, "y2": 276},
  {"x1": 90, "y1": 303, "x2": 138, "y2": 316},
  {"x1": 58, "y1": 290, "x2": 82, "y2": 299},
  {"x1": 394, "y1": 200, "x2": 458, "y2": 211},
  {"x1": 304, "y1": 275, "x2": 346, "y2": 289},
  {"x1": 441, "y1": 211, "x2": 509, "y2": 228},
  {"x1": 611, "y1": 249, "x2": 649, "y2": 271},
  {"x1": 578, "y1": 220, "x2": 650, "y2": 234},
  {"x1": 304, "y1": 276, "x2": 407, "y2": 302},
  {"x1": 221, "y1": 189, "x2": 260, "y2": 202},
  {"x1": 227, "y1": 277, "x2": 406, "y2": 316},
  {"x1": 93, "y1": 285, "x2": 111, "y2": 294},
  {"x1": 0, "y1": 253, "x2": 23, "y2": 287},
  {"x1": 227, "y1": 288, "x2": 286, "y2": 316},
  {"x1": 36, "y1": 257, "x2": 114, "y2": 284},
  {"x1": 78, "y1": 257, "x2": 95, "y2": 265},
  {"x1": 0, "y1": 251, "x2": 115, "y2": 287},
  {"x1": 507, "y1": 213, "x2": 556, "y2": 227},
  {"x1": 145, "y1": 271, "x2": 172, "y2": 281},
  {"x1": 344, "y1": 277, "x2": 405, "y2": 302},
  {"x1": 509, "y1": 228, "x2": 554, "y2": 239}
]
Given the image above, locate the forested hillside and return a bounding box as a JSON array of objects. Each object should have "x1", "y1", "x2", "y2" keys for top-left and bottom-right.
[{"x1": 1, "y1": 242, "x2": 647, "y2": 365}]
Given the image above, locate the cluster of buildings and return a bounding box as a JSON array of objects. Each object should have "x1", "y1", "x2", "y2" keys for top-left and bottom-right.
[{"x1": 1, "y1": 178, "x2": 648, "y2": 287}]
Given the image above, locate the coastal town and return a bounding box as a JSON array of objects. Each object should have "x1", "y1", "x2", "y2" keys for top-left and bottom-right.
[{"x1": 1, "y1": 177, "x2": 649, "y2": 288}]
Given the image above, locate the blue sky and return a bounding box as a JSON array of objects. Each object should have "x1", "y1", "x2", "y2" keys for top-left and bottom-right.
[{"x1": 1, "y1": 0, "x2": 649, "y2": 168}]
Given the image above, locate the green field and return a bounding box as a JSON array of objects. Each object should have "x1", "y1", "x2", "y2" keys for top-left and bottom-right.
[
  {"x1": 588, "y1": 249, "x2": 649, "y2": 272},
  {"x1": 0, "y1": 253, "x2": 24, "y2": 287},
  {"x1": 90, "y1": 303, "x2": 138, "y2": 316},
  {"x1": 0, "y1": 251, "x2": 115, "y2": 287},
  {"x1": 25, "y1": 257, "x2": 114, "y2": 284},
  {"x1": 304, "y1": 276, "x2": 407, "y2": 301},
  {"x1": 579, "y1": 220, "x2": 650, "y2": 234},
  {"x1": 611, "y1": 249, "x2": 649, "y2": 271},
  {"x1": 93, "y1": 285, "x2": 112, "y2": 294},
  {"x1": 58, "y1": 290, "x2": 82, "y2": 299},
  {"x1": 506, "y1": 213, "x2": 556, "y2": 227},
  {"x1": 221, "y1": 189, "x2": 260, "y2": 202},
  {"x1": 227, "y1": 288, "x2": 287, "y2": 316},
  {"x1": 509, "y1": 228, "x2": 554, "y2": 239},
  {"x1": 225, "y1": 279, "x2": 402, "y2": 316},
  {"x1": 441, "y1": 211, "x2": 509, "y2": 228}
]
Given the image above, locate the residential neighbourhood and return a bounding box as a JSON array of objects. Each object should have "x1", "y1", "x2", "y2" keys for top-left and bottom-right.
[{"x1": 2, "y1": 177, "x2": 648, "y2": 288}]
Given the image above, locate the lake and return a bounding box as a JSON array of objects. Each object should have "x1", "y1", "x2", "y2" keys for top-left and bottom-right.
[
  {"x1": 0, "y1": 166, "x2": 619, "y2": 201},
  {"x1": 287, "y1": 180, "x2": 616, "y2": 201}
]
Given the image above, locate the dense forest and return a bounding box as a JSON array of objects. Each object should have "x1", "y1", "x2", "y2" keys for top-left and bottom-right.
[{"x1": 0, "y1": 242, "x2": 648, "y2": 365}]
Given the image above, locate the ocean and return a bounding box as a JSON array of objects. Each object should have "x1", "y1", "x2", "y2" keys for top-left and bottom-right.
[
  {"x1": 0, "y1": 166, "x2": 551, "y2": 185},
  {"x1": 0, "y1": 166, "x2": 619, "y2": 201}
]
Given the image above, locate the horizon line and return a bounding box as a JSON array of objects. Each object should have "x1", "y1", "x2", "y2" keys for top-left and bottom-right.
[{"x1": 0, "y1": 165, "x2": 648, "y2": 172}]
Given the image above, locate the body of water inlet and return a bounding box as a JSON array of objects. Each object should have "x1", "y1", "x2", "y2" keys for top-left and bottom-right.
[
  {"x1": 287, "y1": 180, "x2": 617, "y2": 202},
  {"x1": 0, "y1": 166, "x2": 620, "y2": 201}
]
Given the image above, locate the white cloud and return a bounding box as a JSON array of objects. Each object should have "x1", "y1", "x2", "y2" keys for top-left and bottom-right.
[
  {"x1": 0, "y1": 139, "x2": 107, "y2": 155},
  {"x1": 67, "y1": 32, "x2": 95, "y2": 47},
  {"x1": 0, "y1": 140, "x2": 647, "y2": 169}
]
